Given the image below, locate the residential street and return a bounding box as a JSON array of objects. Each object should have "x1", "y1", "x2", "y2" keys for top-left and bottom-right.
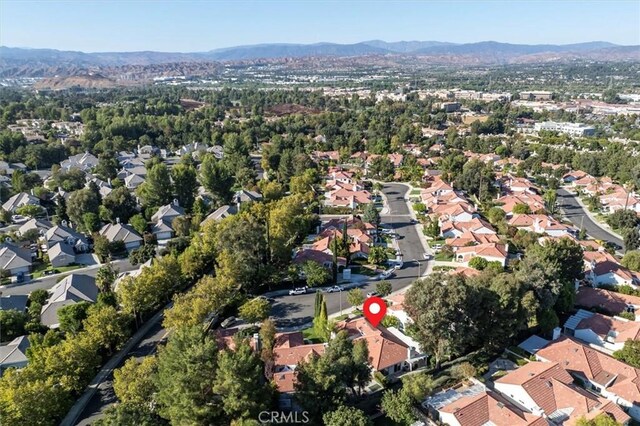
[
  {"x1": 270, "y1": 182, "x2": 430, "y2": 328},
  {"x1": 69, "y1": 182, "x2": 430, "y2": 424},
  {"x1": 557, "y1": 188, "x2": 625, "y2": 250}
]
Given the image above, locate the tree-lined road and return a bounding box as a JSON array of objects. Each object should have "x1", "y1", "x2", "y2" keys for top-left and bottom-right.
[
  {"x1": 271, "y1": 183, "x2": 430, "y2": 328},
  {"x1": 557, "y1": 188, "x2": 625, "y2": 250}
]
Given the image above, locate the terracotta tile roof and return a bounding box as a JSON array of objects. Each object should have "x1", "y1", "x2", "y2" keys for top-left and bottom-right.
[
  {"x1": 496, "y1": 361, "x2": 613, "y2": 425},
  {"x1": 335, "y1": 317, "x2": 409, "y2": 371},
  {"x1": 576, "y1": 313, "x2": 640, "y2": 344},
  {"x1": 456, "y1": 243, "x2": 508, "y2": 260},
  {"x1": 575, "y1": 286, "x2": 640, "y2": 315},
  {"x1": 450, "y1": 267, "x2": 482, "y2": 278},
  {"x1": 439, "y1": 391, "x2": 547, "y2": 426},
  {"x1": 272, "y1": 332, "x2": 327, "y2": 393},
  {"x1": 536, "y1": 336, "x2": 640, "y2": 404}
]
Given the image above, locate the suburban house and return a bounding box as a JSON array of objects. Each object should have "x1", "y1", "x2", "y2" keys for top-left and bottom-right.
[
  {"x1": 535, "y1": 336, "x2": 640, "y2": 421},
  {"x1": 440, "y1": 218, "x2": 496, "y2": 239},
  {"x1": 124, "y1": 173, "x2": 145, "y2": 190},
  {"x1": 575, "y1": 286, "x2": 640, "y2": 319},
  {"x1": 18, "y1": 218, "x2": 53, "y2": 237},
  {"x1": 508, "y1": 214, "x2": 576, "y2": 237},
  {"x1": 234, "y1": 190, "x2": 263, "y2": 206},
  {"x1": 2, "y1": 192, "x2": 40, "y2": 213},
  {"x1": 202, "y1": 205, "x2": 238, "y2": 223},
  {"x1": 445, "y1": 230, "x2": 500, "y2": 248},
  {"x1": 432, "y1": 202, "x2": 477, "y2": 223},
  {"x1": 44, "y1": 224, "x2": 89, "y2": 252},
  {"x1": 563, "y1": 171, "x2": 590, "y2": 184},
  {"x1": 60, "y1": 152, "x2": 98, "y2": 172},
  {"x1": 40, "y1": 274, "x2": 99, "y2": 328},
  {"x1": 151, "y1": 202, "x2": 185, "y2": 241},
  {"x1": 0, "y1": 336, "x2": 30, "y2": 376},
  {"x1": 496, "y1": 194, "x2": 546, "y2": 216},
  {"x1": 48, "y1": 242, "x2": 76, "y2": 267},
  {"x1": 494, "y1": 360, "x2": 630, "y2": 425},
  {"x1": 324, "y1": 181, "x2": 372, "y2": 209},
  {"x1": 271, "y1": 331, "x2": 327, "y2": 409},
  {"x1": 585, "y1": 260, "x2": 640, "y2": 289},
  {"x1": 454, "y1": 243, "x2": 509, "y2": 267},
  {"x1": 425, "y1": 384, "x2": 548, "y2": 426},
  {"x1": 0, "y1": 294, "x2": 28, "y2": 312},
  {"x1": 564, "y1": 309, "x2": 640, "y2": 353},
  {"x1": 334, "y1": 317, "x2": 426, "y2": 375},
  {"x1": 0, "y1": 244, "x2": 33, "y2": 276},
  {"x1": 99, "y1": 223, "x2": 143, "y2": 251}
]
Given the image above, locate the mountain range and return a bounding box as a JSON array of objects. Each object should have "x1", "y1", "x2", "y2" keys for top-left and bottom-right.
[{"x1": 1, "y1": 40, "x2": 638, "y2": 67}]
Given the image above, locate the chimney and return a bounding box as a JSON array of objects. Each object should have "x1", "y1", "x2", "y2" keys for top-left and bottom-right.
[
  {"x1": 116, "y1": 217, "x2": 120, "y2": 224},
  {"x1": 253, "y1": 333, "x2": 261, "y2": 353},
  {"x1": 173, "y1": 198, "x2": 179, "y2": 207},
  {"x1": 552, "y1": 327, "x2": 562, "y2": 340}
]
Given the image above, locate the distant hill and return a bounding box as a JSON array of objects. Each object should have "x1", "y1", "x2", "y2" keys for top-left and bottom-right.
[{"x1": 1, "y1": 41, "x2": 638, "y2": 78}]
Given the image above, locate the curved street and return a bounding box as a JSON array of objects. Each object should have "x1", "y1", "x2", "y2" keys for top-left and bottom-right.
[
  {"x1": 270, "y1": 182, "x2": 430, "y2": 328},
  {"x1": 557, "y1": 188, "x2": 625, "y2": 250}
]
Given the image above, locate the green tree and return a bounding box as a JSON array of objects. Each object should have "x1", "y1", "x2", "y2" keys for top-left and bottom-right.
[
  {"x1": 238, "y1": 298, "x2": 270, "y2": 324},
  {"x1": 576, "y1": 414, "x2": 623, "y2": 426},
  {"x1": 512, "y1": 203, "x2": 532, "y2": 214},
  {"x1": 171, "y1": 163, "x2": 198, "y2": 211},
  {"x1": 138, "y1": 163, "x2": 173, "y2": 209},
  {"x1": 213, "y1": 340, "x2": 272, "y2": 420},
  {"x1": 0, "y1": 309, "x2": 28, "y2": 342},
  {"x1": 67, "y1": 188, "x2": 100, "y2": 229},
  {"x1": 93, "y1": 235, "x2": 111, "y2": 262},
  {"x1": 113, "y1": 356, "x2": 158, "y2": 405},
  {"x1": 622, "y1": 250, "x2": 640, "y2": 271},
  {"x1": 368, "y1": 246, "x2": 387, "y2": 266},
  {"x1": 381, "y1": 388, "x2": 416, "y2": 425},
  {"x1": 313, "y1": 294, "x2": 329, "y2": 342},
  {"x1": 200, "y1": 154, "x2": 234, "y2": 205},
  {"x1": 95, "y1": 263, "x2": 119, "y2": 293},
  {"x1": 454, "y1": 159, "x2": 496, "y2": 200},
  {"x1": 468, "y1": 256, "x2": 489, "y2": 270},
  {"x1": 102, "y1": 186, "x2": 138, "y2": 224},
  {"x1": 323, "y1": 406, "x2": 371, "y2": 426},
  {"x1": 94, "y1": 402, "x2": 166, "y2": 426},
  {"x1": 613, "y1": 339, "x2": 640, "y2": 368},
  {"x1": 303, "y1": 261, "x2": 331, "y2": 287},
  {"x1": 376, "y1": 280, "x2": 392, "y2": 297},
  {"x1": 129, "y1": 214, "x2": 148, "y2": 235},
  {"x1": 83, "y1": 304, "x2": 131, "y2": 355},
  {"x1": 362, "y1": 203, "x2": 381, "y2": 228},
  {"x1": 404, "y1": 273, "x2": 477, "y2": 368},
  {"x1": 82, "y1": 212, "x2": 101, "y2": 233},
  {"x1": 155, "y1": 326, "x2": 221, "y2": 425},
  {"x1": 57, "y1": 301, "x2": 91, "y2": 335},
  {"x1": 347, "y1": 288, "x2": 365, "y2": 308}
]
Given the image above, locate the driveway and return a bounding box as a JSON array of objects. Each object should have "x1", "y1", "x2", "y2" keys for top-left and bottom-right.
[
  {"x1": 270, "y1": 182, "x2": 429, "y2": 328},
  {"x1": 557, "y1": 188, "x2": 625, "y2": 251}
]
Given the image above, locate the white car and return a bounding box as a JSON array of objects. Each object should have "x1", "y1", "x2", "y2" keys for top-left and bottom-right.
[
  {"x1": 423, "y1": 253, "x2": 432, "y2": 260},
  {"x1": 366, "y1": 291, "x2": 379, "y2": 298},
  {"x1": 289, "y1": 287, "x2": 308, "y2": 295},
  {"x1": 325, "y1": 285, "x2": 344, "y2": 293},
  {"x1": 378, "y1": 269, "x2": 395, "y2": 280}
]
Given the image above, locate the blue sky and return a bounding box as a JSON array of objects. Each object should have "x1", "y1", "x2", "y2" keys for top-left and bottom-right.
[{"x1": 1, "y1": 0, "x2": 639, "y2": 52}]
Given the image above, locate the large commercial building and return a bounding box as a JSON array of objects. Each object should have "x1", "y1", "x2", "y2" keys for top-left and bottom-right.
[{"x1": 534, "y1": 121, "x2": 596, "y2": 137}]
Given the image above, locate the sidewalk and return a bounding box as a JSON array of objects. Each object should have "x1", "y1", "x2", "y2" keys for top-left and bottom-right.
[{"x1": 568, "y1": 188, "x2": 624, "y2": 240}]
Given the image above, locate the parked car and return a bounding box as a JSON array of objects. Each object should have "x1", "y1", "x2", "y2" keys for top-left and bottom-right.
[
  {"x1": 289, "y1": 287, "x2": 308, "y2": 295},
  {"x1": 220, "y1": 316, "x2": 236, "y2": 328},
  {"x1": 366, "y1": 291, "x2": 379, "y2": 298},
  {"x1": 325, "y1": 285, "x2": 344, "y2": 293},
  {"x1": 423, "y1": 253, "x2": 432, "y2": 260},
  {"x1": 43, "y1": 269, "x2": 60, "y2": 276},
  {"x1": 378, "y1": 269, "x2": 394, "y2": 280}
]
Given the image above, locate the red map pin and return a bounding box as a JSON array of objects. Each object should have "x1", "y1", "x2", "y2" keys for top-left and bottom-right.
[{"x1": 363, "y1": 296, "x2": 387, "y2": 327}]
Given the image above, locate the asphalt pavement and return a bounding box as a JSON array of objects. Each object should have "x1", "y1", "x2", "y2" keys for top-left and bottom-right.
[
  {"x1": 557, "y1": 188, "x2": 625, "y2": 250},
  {"x1": 70, "y1": 182, "x2": 429, "y2": 424},
  {"x1": 270, "y1": 183, "x2": 429, "y2": 328}
]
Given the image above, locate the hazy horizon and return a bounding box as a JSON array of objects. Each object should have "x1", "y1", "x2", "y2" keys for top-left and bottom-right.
[{"x1": 1, "y1": 0, "x2": 639, "y2": 52}]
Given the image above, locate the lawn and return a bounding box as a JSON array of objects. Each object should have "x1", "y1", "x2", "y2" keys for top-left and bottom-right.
[
  {"x1": 32, "y1": 264, "x2": 84, "y2": 279},
  {"x1": 301, "y1": 327, "x2": 325, "y2": 344},
  {"x1": 409, "y1": 188, "x2": 422, "y2": 196},
  {"x1": 435, "y1": 251, "x2": 454, "y2": 262}
]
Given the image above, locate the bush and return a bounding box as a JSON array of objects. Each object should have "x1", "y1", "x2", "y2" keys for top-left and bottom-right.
[
  {"x1": 619, "y1": 311, "x2": 635, "y2": 321},
  {"x1": 468, "y1": 257, "x2": 488, "y2": 270},
  {"x1": 373, "y1": 371, "x2": 387, "y2": 387}
]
